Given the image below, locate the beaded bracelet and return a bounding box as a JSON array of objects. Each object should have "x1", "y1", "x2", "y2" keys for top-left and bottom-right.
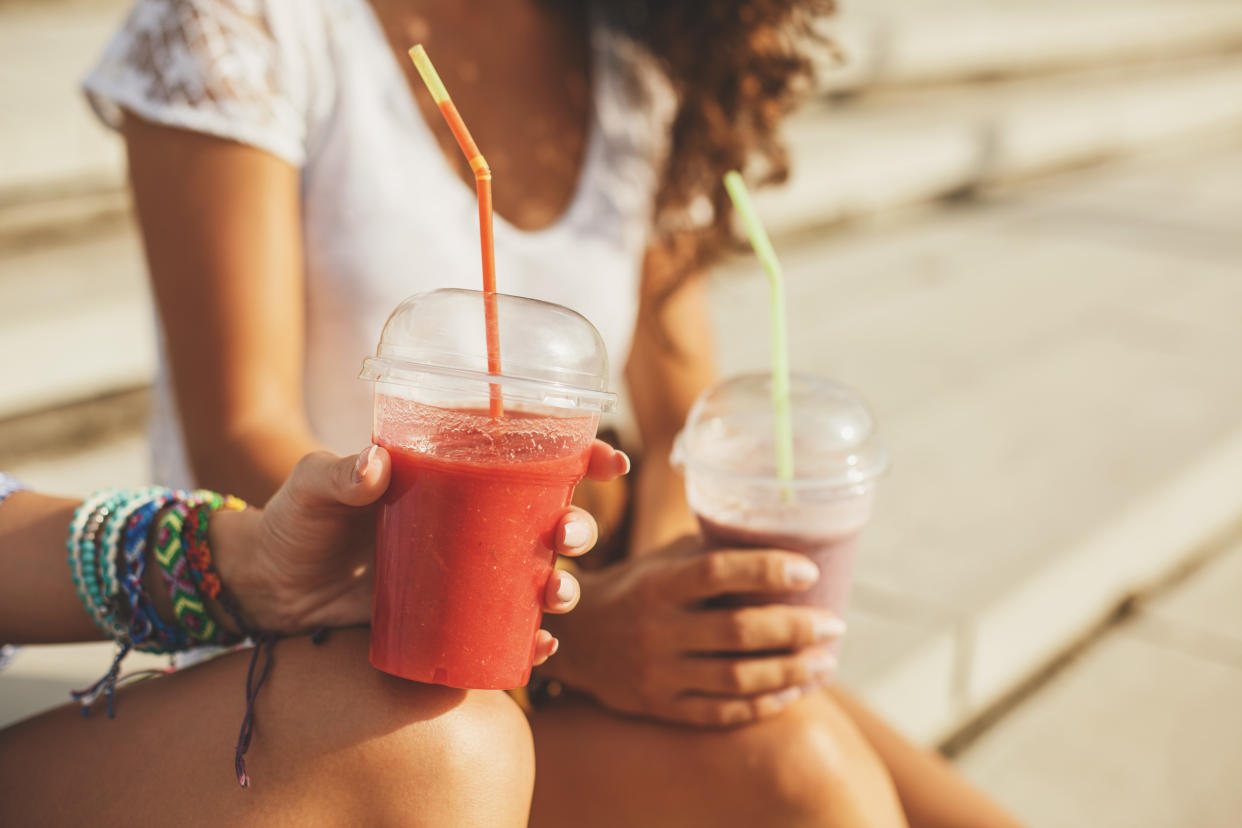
[
  {"x1": 68, "y1": 491, "x2": 127, "y2": 637},
  {"x1": 68, "y1": 489, "x2": 153, "y2": 715},
  {"x1": 66, "y1": 485, "x2": 273, "y2": 788}
]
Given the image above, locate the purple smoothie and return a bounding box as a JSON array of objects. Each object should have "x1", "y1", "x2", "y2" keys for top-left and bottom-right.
[
  {"x1": 696, "y1": 515, "x2": 860, "y2": 615},
  {"x1": 674, "y1": 374, "x2": 888, "y2": 659}
]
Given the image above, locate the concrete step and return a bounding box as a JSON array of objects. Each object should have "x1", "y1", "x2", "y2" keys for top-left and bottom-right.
[
  {"x1": 0, "y1": 224, "x2": 153, "y2": 425},
  {"x1": 766, "y1": 56, "x2": 1242, "y2": 236},
  {"x1": 957, "y1": 537, "x2": 1242, "y2": 826},
  {"x1": 5, "y1": 0, "x2": 1242, "y2": 207},
  {"x1": 819, "y1": 0, "x2": 1242, "y2": 92},
  {"x1": 0, "y1": 0, "x2": 130, "y2": 198}
]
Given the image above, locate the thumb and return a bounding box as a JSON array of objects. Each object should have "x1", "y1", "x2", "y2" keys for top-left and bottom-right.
[{"x1": 288, "y1": 446, "x2": 391, "y2": 509}]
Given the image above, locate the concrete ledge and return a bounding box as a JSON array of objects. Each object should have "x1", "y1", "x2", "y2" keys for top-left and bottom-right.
[
  {"x1": 819, "y1": 2, "x2": 1242, "y2": 92},
  {"x1": 965, "y1": 425, "x2": 1242, "y2": 716},
  {"x1": 764, "y1": 58, "x2": 1242, "y2": 236},
  {"x1": 0, "y1": 299, "x2": 154, "y2": 421},
  {"x1": 0, "y1": 225, "x2": 151, "y2": 423},
  {"x1": 0, "y1": 0, "x2": 129, "y2": 197}
]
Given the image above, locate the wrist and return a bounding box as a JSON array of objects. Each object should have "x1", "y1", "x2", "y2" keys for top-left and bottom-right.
[
  {"x1": 629, "y1": 454, "x2": 698, "y2": 558},
  {"x1": 536, "y1": 566, "x2": 608, "y2": 688},
  {"x1": 208, "y1": 507, "x2": 271, "y2": 634}
]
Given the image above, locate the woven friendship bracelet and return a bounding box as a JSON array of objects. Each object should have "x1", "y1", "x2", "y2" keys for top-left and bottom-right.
[
  {"x1": 98, "y1": 487, "x2": 169, "y2": 639},
  {"x1": 67, "y1": 487, "x2": 256, "y2": 720},
  {"x1": 154, "y1": 491, "x2": 246, "y2": 645},
  {"x1": 184, "y1": 496, "x2": 251, "y2": 635},
  {"x1": 153, "y1": 492, "x2": 220, "y2": 644},
  {"x1": 118, "y1": 489, "x2": 187, "y2": 652}
]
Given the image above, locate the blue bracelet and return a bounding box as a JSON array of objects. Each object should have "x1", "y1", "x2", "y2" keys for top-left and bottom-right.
[{"x1": 121, "y1": 489, "x2": 191, "y2": 653}]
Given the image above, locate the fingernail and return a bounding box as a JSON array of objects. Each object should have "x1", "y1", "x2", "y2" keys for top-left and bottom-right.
[
  {"x1": 547, "y1": 637, "x2": 560, "y2": 657},
  {"x1": 773, "y1": 685, "x2": 803, "y2": 707},
  {"x1": 814, "y1": 616, "x2": 847, "y2": 641},
  {"x1": 617, "y1": 451, "x2": 632, "y2": 475},
  {"x1": 808, "y1": 650, "x2": 838, "y2": 679},
  {"x1": 554, "y1": 574, "x2": 577, "y2": 604},
  {"x1": 354, "y1": 445, "x2": 377, "y2": 483},
  {"x1": 561, "y1": 520, "x2": 590, "y2": 549},
  {"x1": 785, "y1": 558, "x2": 820, "y2": 586}
]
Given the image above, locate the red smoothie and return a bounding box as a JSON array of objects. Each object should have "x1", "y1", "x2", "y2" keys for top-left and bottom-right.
[{"x1": 371, "y1": 397, "x2": 596, "y2": 689}]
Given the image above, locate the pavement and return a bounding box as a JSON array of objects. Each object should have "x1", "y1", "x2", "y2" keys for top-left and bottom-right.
[
  {"x1": 820, "y1": 0, "x2": 1242, "y2": 91},
  {"x1": 957, "y1": 536, "x2": 1242, "y2": 827}
]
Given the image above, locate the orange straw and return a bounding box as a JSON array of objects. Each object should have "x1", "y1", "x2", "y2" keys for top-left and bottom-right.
[{"x1": 409, "y1": 45, "x2": 503, "y2": 418}]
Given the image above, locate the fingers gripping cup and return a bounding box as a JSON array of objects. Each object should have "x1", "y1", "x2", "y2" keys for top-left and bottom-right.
[
  {"x1": 360, "y1": 289, "x2": 614, "y2": 689},
  {"x1": 674, "y1": 374, "x2": 888, "y2": 625}
]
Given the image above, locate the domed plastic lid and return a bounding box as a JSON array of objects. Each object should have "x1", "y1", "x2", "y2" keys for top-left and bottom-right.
[
  {"x1": 360, "y1": 289, "x2": 615, "y2": 413},
  {"x1": 675, "y1": 373, "x2": 888, "y2": 489}
]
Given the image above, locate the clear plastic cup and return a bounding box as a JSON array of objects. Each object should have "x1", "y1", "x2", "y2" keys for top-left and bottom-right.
[
  {"x1": 674, "y1": 374, "x2": 888, "y2": 628},
  {"x1": 359, "y1": 289, "x2": 614, "y2": 689}
]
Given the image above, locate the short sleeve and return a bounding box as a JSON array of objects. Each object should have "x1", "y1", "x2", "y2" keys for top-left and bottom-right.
[{"x1": 82, "y1": 0, "x2": 313, "y2": 166}]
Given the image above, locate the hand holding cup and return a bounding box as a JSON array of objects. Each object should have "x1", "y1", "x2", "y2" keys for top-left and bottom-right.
[{"x1": 540, "y1": 535, "x2": 847, "y2": 727}]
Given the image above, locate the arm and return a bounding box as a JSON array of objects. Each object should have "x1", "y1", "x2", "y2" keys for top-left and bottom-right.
[
  {"x1": 124, "y1": 117, "x2": 316, "y2": 503},
  {"x1": 624, "y1": 255, "x2": 716, "y2": 556},
  {"x1": 0, "y1": 492, "x2": 102, "y2": 643},
  {"x1": 0, "y1": 446, "x2": 623, "y2": 651}
]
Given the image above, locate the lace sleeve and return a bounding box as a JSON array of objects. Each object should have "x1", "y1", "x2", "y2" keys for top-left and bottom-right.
[{"x1": 82, "y1": 0, "x2": 312, "y2": 166}]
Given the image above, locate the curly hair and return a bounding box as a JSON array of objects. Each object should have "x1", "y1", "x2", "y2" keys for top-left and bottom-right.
[{"x1": 596, "y1": 0, "x2": 836, "y2": 296}]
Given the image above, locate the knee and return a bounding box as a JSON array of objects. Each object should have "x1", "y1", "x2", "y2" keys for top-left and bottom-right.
[
  {"x1": 379, "y1": 687, "x2": 535, "y2": 823},
  {"x1": 679, "y1": 691, "x2": 900, "y2": 827},
  {"x1": 731, "y1": 697, "x2": 854, "y2": 821},
  {"x1": 256, "y1": 630, "x2": 534, "y2": 824}
]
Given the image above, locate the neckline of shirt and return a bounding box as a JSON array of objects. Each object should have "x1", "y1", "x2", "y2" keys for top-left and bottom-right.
[{"x1": 352, "y1": 0, "x2": 607, "y2": 247}]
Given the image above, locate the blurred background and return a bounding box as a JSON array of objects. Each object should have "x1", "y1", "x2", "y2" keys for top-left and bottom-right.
[{"x1": 3, "y1": 1, "x2": 1242, "y2": 824}]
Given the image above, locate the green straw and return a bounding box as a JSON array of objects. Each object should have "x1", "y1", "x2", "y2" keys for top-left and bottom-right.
[{"x1": 723, "y1": 170, "x2": 795, "y2": 485}]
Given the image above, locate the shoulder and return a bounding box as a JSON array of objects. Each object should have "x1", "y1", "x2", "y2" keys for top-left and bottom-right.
[{"x1": 82, "y1": 0, "x2": 340, "y2": 166}]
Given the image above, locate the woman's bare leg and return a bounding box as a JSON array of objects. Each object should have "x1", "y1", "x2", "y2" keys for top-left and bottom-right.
[
  {"x1": 825, "y1": 687, "x2": 1024, "y2": 828},
  {"x1": 0, "y1": 629, "x2": 534, "y2": 827},
  {"x1": 529, "y1": 689, "x2": 908, "y2": 828}
]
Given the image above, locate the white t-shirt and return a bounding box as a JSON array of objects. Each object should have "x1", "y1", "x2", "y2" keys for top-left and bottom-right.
[{"x1": 84, "y1": 0, "x2": 676, "y2": 488}]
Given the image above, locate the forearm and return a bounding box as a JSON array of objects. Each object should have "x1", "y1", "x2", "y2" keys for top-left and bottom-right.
[
  {"x1": 189, "y1": 422, "x2": 319, "y2": 506},
  {"x1": 125, "y1": 119, "x2": 312, "y2": 508},
  {"x1": 826, "y1": 686, "x2": 1025, "y2": 828},
  {"x1": 628, "y1": 447, "x2": 697, "y2": 559},
  {"x1": 625, "y1": 267, "x2": 715, "y2": 558},
  {"x1": 0, "y1": 493, "x2": 105, "y2": 644}
]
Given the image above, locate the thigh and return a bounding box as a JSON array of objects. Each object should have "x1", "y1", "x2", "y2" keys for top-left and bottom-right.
[
  {"x1": 0, "y1": 629, "x2": 533, "y2": 827},
  {"x1": 529, "y1": 688, "x2": 908, "y2": 828}
]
